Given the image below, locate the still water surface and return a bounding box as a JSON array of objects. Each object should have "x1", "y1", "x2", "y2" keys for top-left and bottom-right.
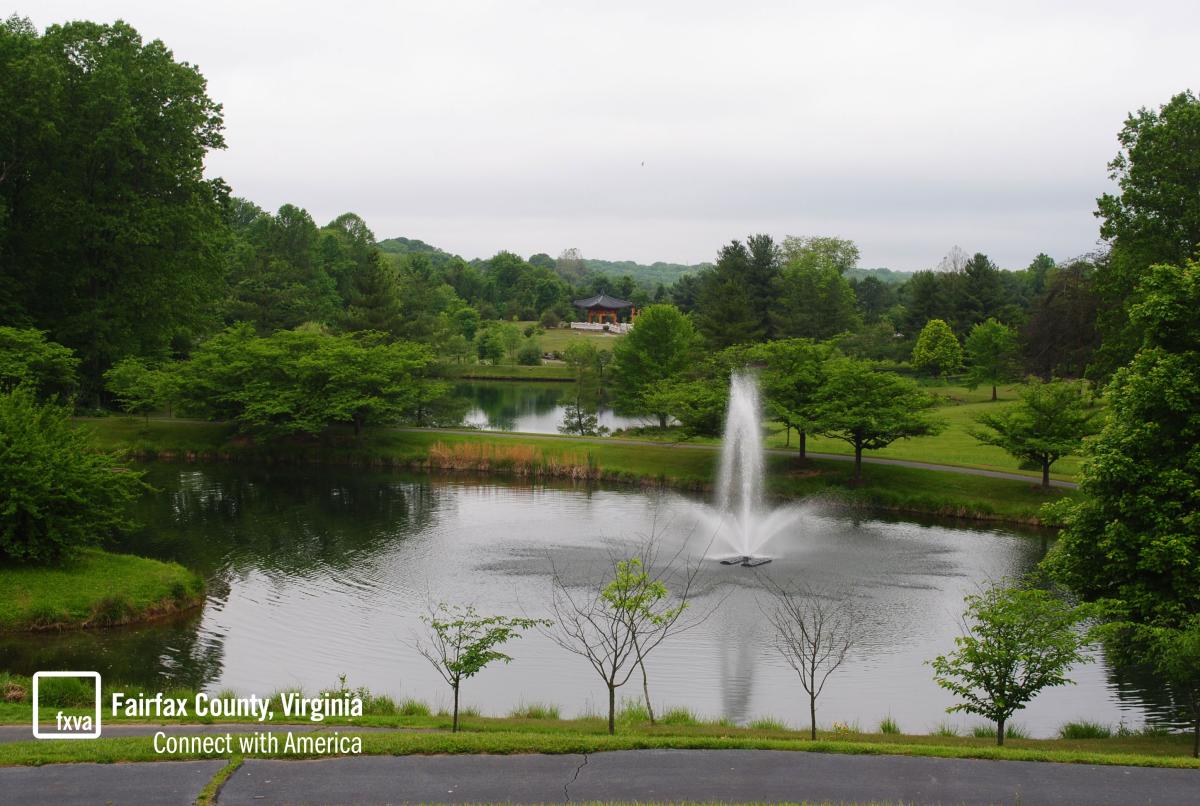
[
  {"x1": 455, "y1": 380, "x2": 645, "y2": 433},
  {"x1": 1, "y1": 464, "x2": 1175, "y2": 736}
]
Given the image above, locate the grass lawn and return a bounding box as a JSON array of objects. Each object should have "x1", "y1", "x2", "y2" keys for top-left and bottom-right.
[
  {"x1": 0, "y1": 548, "x2": 204, "y2": 632},
  {"x1": 81, "y1": 418, "x2": 1073, "y2": 524},
  {"x1": 623, "y1": 382, "x2": 1087, "y2": 481},
  {"x1": 0, "y1": 704, "x2": 1195, "y2": 767},
  {"x1": 516, "y1": 321, "x2": 626, "y2": 353}
]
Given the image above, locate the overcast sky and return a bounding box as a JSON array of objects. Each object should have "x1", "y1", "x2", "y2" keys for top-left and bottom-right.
[{"x1": 28, "y1": 1, "x2": 1200, "y2": 269}]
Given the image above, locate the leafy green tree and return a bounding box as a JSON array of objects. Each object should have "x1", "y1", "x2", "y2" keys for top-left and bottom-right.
[
  {"x1": 0, "y1": 387, "x2": 146, "y2": 563},
  {"x1": 1149, "y1": 618, "x2": 1200, "y2": 757},
  {"x1": 964, "y1": 318, "x2": 1019, "y2": 401},
  {"x1": 753, "y1": 339, "x2": 830, "y2": 458},
  {"x1": 178, "y1": 326, "x2": 439, "y2": 438},
  {"x1": 911, "y1": 319, "x2": 963, "y2": 376},
  {"x1": 415, "y1": 604, "x2": 547, "y2": 732},
  {"x1": 104, "y1": 358, "x2": 180, "y2": 419},
  {"x1": 1093, "y1": 91, "x2": 1200, "y2": 377},
  {"x1": 0, "y1": 18, "x2": 228, "y2": 392},
  {"x1": 771, "y1": 259, "x2": 860, "y2": 340},
  {"x1": 809, "y1": 358, "x2": 941, "y2": 482},
  {"x1": 1049, "y1": 260, "x2": 1200, "y2": 625},
  {"x1": 516, "y1": 340, "x2": 542, "y2": 366},
  {"x1": 475, "y1": 329, "x2": 504, "y2": 365},
  {"x1": 0, "y1": 327, "x2": 79, "y2": 400},
  {"x1": 640, "y1": 378, "x2": 726, "y2": 437},
  {"x1": 970, "y1": 379, "x2": 1096, "y2": 488},
  {"x1": 929, "y1": 582, "x2": 1091, "y2": 746},
  {"x1": 498, "y1": 322, "x2": 523, "y2": 364},
  {"x1": 612, "y1": 305, "x2": 701, "y2": 428}
]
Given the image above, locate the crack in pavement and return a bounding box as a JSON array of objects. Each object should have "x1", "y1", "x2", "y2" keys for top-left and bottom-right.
[{"x1": 563, "y1": 753, "x2": 588, "y2": 802}]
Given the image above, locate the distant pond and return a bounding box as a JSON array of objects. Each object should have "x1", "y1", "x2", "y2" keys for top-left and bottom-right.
[
  {"x1": 454, "y1": 379, "x2": 647, "y2": 434},
  {"x1": 0, "y1": 463, "x2": 1182, "y2": 737}
]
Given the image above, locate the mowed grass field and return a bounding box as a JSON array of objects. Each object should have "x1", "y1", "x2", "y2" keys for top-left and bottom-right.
[
  {"x1": 763, "y1": 382, "x2": 1087, "y2": 481},
  {"x1": 515, "y1": 321, "x2": 627, "y2": 354}
]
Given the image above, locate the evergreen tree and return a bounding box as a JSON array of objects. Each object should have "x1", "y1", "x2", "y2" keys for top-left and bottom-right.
[{"x1": 694, "y1": 242, "x2": 765, "y2": 347}]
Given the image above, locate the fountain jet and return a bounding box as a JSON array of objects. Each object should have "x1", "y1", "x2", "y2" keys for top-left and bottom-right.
[{"x1": 692, "y1": 371, "x2": 797, "y2": 565}]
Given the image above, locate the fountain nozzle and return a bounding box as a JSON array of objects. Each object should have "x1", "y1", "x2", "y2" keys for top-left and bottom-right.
[{"x1": 719, "y1": 556, "x2": 772, "y2": 568}]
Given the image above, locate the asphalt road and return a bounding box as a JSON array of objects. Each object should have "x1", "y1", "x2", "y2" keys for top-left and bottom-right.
[
  {"x1": 0, "y1": 759, "x2": 224, "y2": 806},
  {"x1": 1, "y1": 748, "x2": 1195, "y2": 804},
  {"x1": 215, "y1": 750, "x2": 1198, "y2": 805},
  {"x1": 403, "y1": 427, "x2": 1079, "y2": 489}
]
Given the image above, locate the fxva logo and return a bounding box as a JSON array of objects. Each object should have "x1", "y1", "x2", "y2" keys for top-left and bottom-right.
[{"x1": 32, "y1": 671, "x2": 102, "y2": 739}]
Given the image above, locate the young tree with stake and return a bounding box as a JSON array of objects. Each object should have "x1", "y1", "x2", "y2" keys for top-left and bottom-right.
[
  {"x1": 415, "y1": 604, "x2": 547, "y2": 732},
  {"x1": 546, "y1": 542, "x2": 702, "y2": 733},
  {"x1": 763, "y1": 583, "x2": 859, "y2": 740},
  {"x1": 928, "y1": 581, "x2": 1091, "y2": 746}
]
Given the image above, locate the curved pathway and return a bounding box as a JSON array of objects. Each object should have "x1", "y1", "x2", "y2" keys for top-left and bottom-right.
[{"x1": 402, "y1": 428, "x2": 1079, "y2": 489}]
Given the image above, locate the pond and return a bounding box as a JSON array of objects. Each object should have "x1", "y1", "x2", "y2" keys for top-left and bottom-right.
[
  {"x1": 454, "y1": 379, "x2": 647, "y2": 433},
  {"x1": 1, "y1": 464, "x2": 1177, "y2": 737}
]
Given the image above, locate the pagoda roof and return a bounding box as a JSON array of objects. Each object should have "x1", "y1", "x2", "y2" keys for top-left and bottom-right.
[{"x1": 572, "y1": 292, "x2": 633, "y2": 309}]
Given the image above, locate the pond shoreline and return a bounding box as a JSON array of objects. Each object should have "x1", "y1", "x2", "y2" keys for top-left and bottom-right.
[
  {"x1": 102, "y1": 429, "x2": 1064, "y2": 528},
  {"x1": 0, "y1": 548, "x2": 205, "y2": 634}
]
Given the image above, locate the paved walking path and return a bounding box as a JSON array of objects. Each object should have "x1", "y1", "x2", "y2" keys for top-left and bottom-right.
[
  {"x1": 1, "y1": 747, "x2": 1194, "y2": 805},
  {"x1": 405, "y1": 427, "x2": 1079, "y2": 489}
]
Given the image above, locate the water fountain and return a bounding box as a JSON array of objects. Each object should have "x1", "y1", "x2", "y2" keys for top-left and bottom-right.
[{"x1": 693, "y1": 371, "x2": 801, "y2": 566}]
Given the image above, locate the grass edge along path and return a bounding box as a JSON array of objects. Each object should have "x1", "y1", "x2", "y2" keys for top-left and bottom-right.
[
  {"x1": 195, "y1": 755, "x2": 242, "y2": 806},
  {"x1": 1, "y1": 729, "x2": 1198, "y2": 770},
  {"x1": 83, "y1": 418, "x2": 1073, "y2": 526},
  {"x1": 0, "y1": 548, "x2": 204, "y2": 633}
]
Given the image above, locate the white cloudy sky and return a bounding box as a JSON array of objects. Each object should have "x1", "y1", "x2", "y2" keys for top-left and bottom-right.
[{"x1": 27, "y1": 1, "x2": 1199, "y2": 269}]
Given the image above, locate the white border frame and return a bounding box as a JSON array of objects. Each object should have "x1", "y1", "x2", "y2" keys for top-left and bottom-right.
[{"x1": 32, "y1": 671, "x2": 102, "y2": 739}]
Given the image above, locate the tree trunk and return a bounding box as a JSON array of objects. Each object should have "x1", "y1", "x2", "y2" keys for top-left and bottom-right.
[
  {"x1": 785, "y1": 424, "x2": 790, "y2": 448},
  {"x1": 452, "y1": 684, "x2": 460, "y2": 733},
  {"x1": 607, "y1": 684, "x2": 616, "y2": 735},
  {"x1": 639, "y1": 657, "x2": 655, "y2": 724},
  {"x1": 1042, "y1": 461, "x2": 1051, "y2": 489},
  {"x1": 354, "y1": 417, "x2": 362, "y2": 438},
  {"x1": 991, "y1": 384, "x2": 997, "y2": 401},
  {"x1": 1193, "y1": 716, "x2": 1198, "y2": 759},
  {"x1": 997, "y1": 717, "x2": 1005, "y2": 747},
  {"x1": 809, "y1": 694, "x2": 817, "y2": 740},
  {"x1": 853, "y1": 445, "x2": 863, "y2": 483},
  {"x1": 799, "y1": 429, "x2": 806, "y2": 460},
  {"x1": 657, "y1": 413, "x2": 667, "y2": 429}
]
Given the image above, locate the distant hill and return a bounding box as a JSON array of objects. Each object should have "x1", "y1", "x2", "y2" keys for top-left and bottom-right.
[
  {"x1": 845, "y1": 267, "x2": 912, "y2": 284},
  {"x1": 376, "y1": 236, "x2": 906, "y2": 287},
  {"x1": 582, "y1": 259, "x2": 711, "y2": 288}
]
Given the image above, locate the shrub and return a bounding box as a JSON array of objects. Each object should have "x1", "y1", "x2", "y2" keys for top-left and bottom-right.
[
  {"x1": 365, "y1": 695, "x2": 397, "y2": 715},
  {"x1": 90, "y1": 594, "x2": 134, "y2": 626},
  {"x1": 517, "y1": 342, "x2": 543, "y2": 365},
  {"x1": 660, "y1": 706, "x2": 700, "y2": 726},
  {"x1": 508, "y1": 702, "x2": 561, "y2": 720},
  {"x1": 398, "y1": 698, "x2": 431, "y2": 717},
  {"x1": 878, "y1": 715, "x2": 901, "y2": 734},
  {"x1": 1059, "y1": 720, "x2": 1112, "y2": 739},
  {"x1": 36, "y1": 676, "x2": 96, "y2": 708},
  {"x1": 0, "y1": 387, "x2": 147, "y2": 563},
  {"x1": 539, "y1": 311, "x2": 561, "y2": 329},
  {"x1": 748, "y1": 716, "x2": 788, "y2": 731},
  {"x1": 932, "y1": 721, "x2": 959, "y2": 737}
]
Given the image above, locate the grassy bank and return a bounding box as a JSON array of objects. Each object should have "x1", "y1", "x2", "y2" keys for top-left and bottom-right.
[
  {"x1": 82, "y1": 418, "x2": 1072, "y2": 524},
  {"x1": 446, "y1": 363, "x2": 574, "y2": 381},
  {"x1": 4, "y1": 677, "x2": 1191, "y2": 767},
  {"x1": 0, "y1": 548, "x2": 204, "y2": 632}
]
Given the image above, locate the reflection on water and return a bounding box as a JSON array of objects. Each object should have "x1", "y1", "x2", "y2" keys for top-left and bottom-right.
[
  {"x1": 0, "y1": 464, "x2": 1182, "y2": 736},
  {"x1": 455, "y1": 380, "x2": 646, "y2": 433}
]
